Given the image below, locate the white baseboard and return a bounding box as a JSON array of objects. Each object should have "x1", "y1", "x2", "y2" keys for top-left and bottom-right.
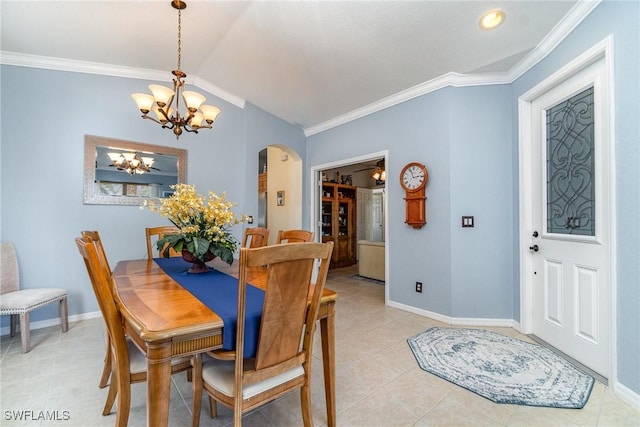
[
  {"x1": 386, "y1": 299, "x2": 516, "y2": 328},
  {"x1": 612, "y1": 381, "x2": 640, "y2": 410},
  {"x1": 1, "y1": 311, "x2": 102, "y2": 336}
]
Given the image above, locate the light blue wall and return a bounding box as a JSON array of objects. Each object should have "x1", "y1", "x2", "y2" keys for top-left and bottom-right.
[
  {"x1": 449, "y1": 85, "x2": 514, "y2": 319},
  {"x1": 308, "y1": 0, "x2": 639, "y2": 395},
  {"x1": 511, "y1": 0, "x2": 640, "y2": 394},
  {"x1": 243, "y1": 103, "x2": 307, "y2": 228},
  {"x1": 0, "y1": 66, "x2": 302, "y2": 325},
  {"x1": 307, "y1": 84, "x2": 514, "y2": 318}
]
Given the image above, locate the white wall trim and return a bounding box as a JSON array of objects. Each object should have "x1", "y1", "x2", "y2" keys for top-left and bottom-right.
[
  {"x1": 304, "y1": 0, "x2": 601, "y2": 137},
  {"x1": 387, "y1": 300, "x2": 517, "y2": 329},
  {"x1": 508, "y1": 0, "x2": 602, "y2": 81},
  {"x1": 304, "y1": 72, "x2": 511, "y2": 136},
  {"x1": 0, "y1": 310, "x2": 102, "y2": 337},
  {"x1": 0, "y1": 51, "x2": 246, "y2": 109},
  {"x1": 309, "y1": 151, "x2": 390, "y2": 303},
  {"x1": 612, "y1": 382, "x2": 640, "y2": 410}
]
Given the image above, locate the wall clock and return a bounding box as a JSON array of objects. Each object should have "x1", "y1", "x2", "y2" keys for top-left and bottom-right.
[{"x1": 400, "y1": 162, "x2": 428, "y2": 229}]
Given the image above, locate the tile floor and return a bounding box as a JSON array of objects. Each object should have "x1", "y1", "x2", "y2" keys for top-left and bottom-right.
[{"x1": 1, "y1": 266, "x2": 639, "y2": 426}]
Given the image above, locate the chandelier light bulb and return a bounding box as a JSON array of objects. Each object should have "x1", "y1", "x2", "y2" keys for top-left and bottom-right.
[
  {"x1": 141, "y1": 157, "x2": 155, "y2": 167},
  {"x1": 201, "y1": 105, "x2": 221, "y2": 123},
  {"x1": 131, "y1": 93, "x2": 155, "y2": 114},
  {"x1": 189, "y1": 112, "x2": 204, "y2": 128},
  {"x1": 182, "y1": 91, "x2": 206, "y2": 112}
]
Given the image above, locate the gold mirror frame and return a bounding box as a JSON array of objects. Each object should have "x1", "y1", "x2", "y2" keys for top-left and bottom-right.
[{"x1": 83, "y1": 135, "x2": 187, "y2": 205}]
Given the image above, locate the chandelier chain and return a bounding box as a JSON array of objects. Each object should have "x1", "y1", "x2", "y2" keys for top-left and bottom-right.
[{"x1": 177, "y1": 7, "x2": 182, "y2": 70}]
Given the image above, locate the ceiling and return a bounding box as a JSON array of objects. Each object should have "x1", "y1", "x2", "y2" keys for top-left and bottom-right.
[{"x1": 2, "y1": 1, "x2": 591, "y2": 134}]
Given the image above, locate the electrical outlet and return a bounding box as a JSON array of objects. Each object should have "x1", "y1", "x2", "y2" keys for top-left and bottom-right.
[{"x1": 415, "y1": 281, "x2": 422, "y2": 293}]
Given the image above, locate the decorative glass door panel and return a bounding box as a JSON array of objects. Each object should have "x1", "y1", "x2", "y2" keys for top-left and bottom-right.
[{"x1": 545, "y1": 87, "x2": 595, "y2": 236}]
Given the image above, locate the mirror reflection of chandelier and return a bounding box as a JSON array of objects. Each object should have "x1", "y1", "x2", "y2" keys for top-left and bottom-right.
[
  {"x1": 107, "y1": 152, "x2": 155, "y2": 175},
  {"x1": 131, "y1": 0, "x2": 220, "y2": 139},
  {"x1": 371, "y1": 160, "x2": 386, "y2": 182}
]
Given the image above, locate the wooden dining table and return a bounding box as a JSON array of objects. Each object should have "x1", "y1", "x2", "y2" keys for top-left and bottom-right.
[{"x1": 112, "y1": 257, "x2": 337, "y2": 427}]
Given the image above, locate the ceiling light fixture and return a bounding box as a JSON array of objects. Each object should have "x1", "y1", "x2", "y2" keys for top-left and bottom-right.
[
  {"x1": 131, "y1": 0, "x2": 220, "y2": 139},
  {"x1": 479, "y1": 9, "x2": 505, "y2": 30},
  {"x1": 370, "y1": 160, "x2": 386, "y2": 182},
  {"x1": 107, "y1": 151, "x2": 156, "y2": 175}
]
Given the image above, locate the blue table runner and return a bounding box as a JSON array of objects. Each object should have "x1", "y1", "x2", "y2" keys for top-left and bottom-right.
[{"x1": 153, "y1": 257, "x2": 265, "y2": 358}]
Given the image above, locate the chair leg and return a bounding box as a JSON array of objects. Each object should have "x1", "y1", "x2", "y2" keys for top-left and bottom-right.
[
  {"x1": 19, "y1": 312, "x2": 30, "y2": 353},
  {"x1": 102, "y1": 373, "x2": 117, "y2": 415},
  {"x1": 99, "y1": 335, "x2": 112, "y2": 389},
  {"x1": 114, "y1": 372, "x2": 131, "y2": 427},
  {"x1": 300, "y1": 383, "x2": 314, "y2": 427},
  {"x1": 10, "y1": 314, "x2": 17, "y2": 337},
  {"x1": 208, "y1": 396, "x2": 217, "y2": 419},
  {"x1": 59, "y1": 297, "x2": 69, "y2": 332},
  {"x1": 191, "y1": 354, "x2": 202, "y2": 427}
]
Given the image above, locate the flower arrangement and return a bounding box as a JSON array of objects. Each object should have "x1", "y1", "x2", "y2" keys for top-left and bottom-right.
[{"x1": 144, "y1": 183, "x2": 244, "y2": 265}]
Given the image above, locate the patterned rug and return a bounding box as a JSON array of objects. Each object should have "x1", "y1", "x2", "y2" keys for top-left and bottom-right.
[{"x1": 407, "y1": 327, "x2": 594, "y2": 408}]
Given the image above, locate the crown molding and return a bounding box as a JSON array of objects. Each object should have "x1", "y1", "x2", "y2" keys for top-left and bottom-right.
[
  {"x1": 0, "y1": 0, "x2": 601, "y2": 136},
  {"x1": 305, "y1": 0, "x2": 602, "y2": 137},
  {"x1": 304, "y1": 71, "x2": 512, "y2": 137},
  {"x1": 0, "y1": 51, "x2": 245, "y2": 109},
  {"x1": 508, "y1": 0, "x2": 602, "y2": 81}
]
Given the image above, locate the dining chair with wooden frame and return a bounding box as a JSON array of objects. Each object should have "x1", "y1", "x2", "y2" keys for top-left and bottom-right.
[
  {"x1": 145, "y1": 226, "x2": 181, "y2": 259},
  {"x1": 241, "y1": 227, "x2": 270, "y2": 248},
  {"x1": 75, "y1": 236, "x2": 193, "y2": 427},
  {"x1": 275, "y1": 229, "x2": 314, "y2": 244},
  {"x1": 80, "y1": 230, "x2": 113, "y2": 389},
  {"x1": 191, "y1": 241, "x2": 334, "y2": 427}
]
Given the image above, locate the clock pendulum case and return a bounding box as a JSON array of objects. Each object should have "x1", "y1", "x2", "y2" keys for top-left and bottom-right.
[{"x1": 399, "y1": 162, "x2": 428, "y2": 229}]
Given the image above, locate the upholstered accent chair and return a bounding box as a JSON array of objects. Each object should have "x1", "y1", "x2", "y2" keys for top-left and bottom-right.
[{"x1": 0, "y1": 242, "x2": 68, "y2": 353}]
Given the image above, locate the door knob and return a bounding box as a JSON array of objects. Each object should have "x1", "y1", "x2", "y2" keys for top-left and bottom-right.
[
  {"x1": 532, "y1": 231, "x2": 539, "y2": 238},
  {"x1": 529, "y1": 245, "x2": 539, "y2": 252}
]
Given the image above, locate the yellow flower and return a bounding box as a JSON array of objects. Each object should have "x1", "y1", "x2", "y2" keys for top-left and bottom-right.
[{"x1": 143, "y1": 184, "x2": 244, "y2": 265}]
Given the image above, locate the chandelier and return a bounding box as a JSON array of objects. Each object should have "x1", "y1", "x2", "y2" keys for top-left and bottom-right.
[
  {"x1": 131, "y1": 0, "x2": 220, "y2": 139},
  {"x1": 371, "y1": 160, "x2": 386, "y2": 182},
  {"x1": 107, "y1": 151, "x2": 155, "y2": 175}
]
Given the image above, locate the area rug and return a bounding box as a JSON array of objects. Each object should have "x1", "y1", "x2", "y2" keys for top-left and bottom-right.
[{"x1": 407, "y1": 327, "x2": 594, "y2": 408}]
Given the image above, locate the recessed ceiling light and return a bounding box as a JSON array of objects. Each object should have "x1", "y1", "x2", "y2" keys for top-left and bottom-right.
[{"x1": 479, "y1": 9, "x2": 505, "y2": 30}]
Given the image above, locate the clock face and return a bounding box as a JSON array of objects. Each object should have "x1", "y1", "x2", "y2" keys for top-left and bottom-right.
[{"x1": 401, "y1": 164, "x2": 426, "y2": 191}]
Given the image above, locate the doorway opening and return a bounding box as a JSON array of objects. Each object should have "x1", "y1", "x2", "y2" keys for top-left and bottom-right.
[
  {"x1": 310, "y1": 151, "x2": 389, "y2": 302},
  {"x1": 258, "y1": 145, "x2": 303, "y2": 245}
]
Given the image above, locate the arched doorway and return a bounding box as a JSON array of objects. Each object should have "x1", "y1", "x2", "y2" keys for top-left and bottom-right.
[{"x1": 258, "y1": 145, "x2": 303, "y2": 245}]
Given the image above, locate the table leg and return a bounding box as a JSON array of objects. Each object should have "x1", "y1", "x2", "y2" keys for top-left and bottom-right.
[
  {"x1": 146, "y1": 341, "x2": 173, "y2": 427},
  {"x1": 319, "y1": 303, "x2": 336, "y2": 427}
]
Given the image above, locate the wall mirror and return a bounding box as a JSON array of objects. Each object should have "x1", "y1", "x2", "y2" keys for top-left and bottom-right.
[{"x1": 84, "y1": 135, "x2": 187, "y2": 205}]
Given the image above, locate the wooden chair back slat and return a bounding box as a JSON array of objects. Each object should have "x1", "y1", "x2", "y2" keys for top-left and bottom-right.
[
  {"x1": 145, "y1": 226, "x2": 181, "y2": 259},
  {"x1": 275, "y1": 229, "x2": 314, "y2": 244},
  {"x1": 241, "y1": 227, "x2": 270, "y2": 248}
]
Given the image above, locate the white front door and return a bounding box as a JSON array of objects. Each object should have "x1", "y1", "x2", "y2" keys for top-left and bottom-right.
[
  {"x1": 372, "y1": 190, "x2": 384, "y2": 241},
  {"x1": 526, "y1": 56, "x2": 611, "y2": 377}
]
